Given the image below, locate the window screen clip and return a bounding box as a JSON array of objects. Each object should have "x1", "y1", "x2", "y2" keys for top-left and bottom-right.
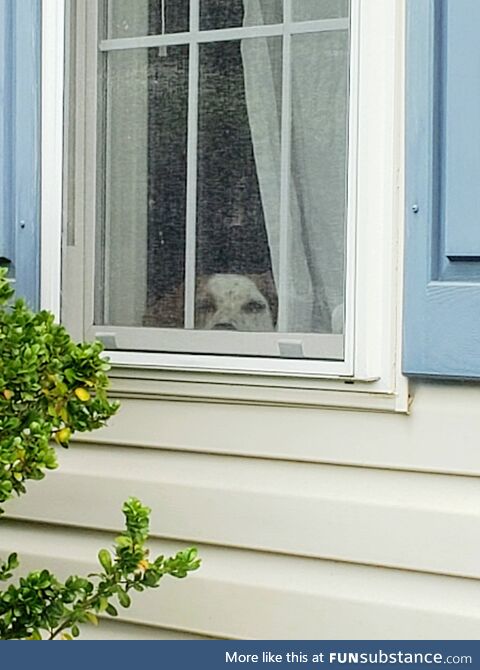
[
  {"x1": 95, "y1": 333, "x2": 118, "y2": 350},
  {"x1": 278, "y1": 340, "x2": 305, "y2": 359}
]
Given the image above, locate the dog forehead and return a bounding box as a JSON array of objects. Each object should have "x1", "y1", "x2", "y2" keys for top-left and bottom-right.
[{"x1": 207, "y1": 274, "x2": 264, "y2": 301}]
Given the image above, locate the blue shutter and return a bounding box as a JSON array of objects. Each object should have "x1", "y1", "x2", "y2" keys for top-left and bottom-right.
[
  {"x1": 0, "y1": 0, "x2": 40, "y2": 308},
  {"x1": 404, "y1": 0, "x2": 480, "y2": 378}
]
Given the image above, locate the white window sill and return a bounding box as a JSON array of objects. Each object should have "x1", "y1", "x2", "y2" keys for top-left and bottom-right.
[{"x1": 106, "y1": 357, "x2": 410, "y2": 414}]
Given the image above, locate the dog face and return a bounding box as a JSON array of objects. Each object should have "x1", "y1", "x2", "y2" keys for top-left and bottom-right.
[
  {"x1": 144, "y1": 272, "x2": 277, "y2": 331},
  {"x1": 195, "y1": 274, "x2": 275, "y2": 332}
]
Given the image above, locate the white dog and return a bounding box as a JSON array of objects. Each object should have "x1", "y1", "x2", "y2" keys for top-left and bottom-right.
[
  {"x1": 195, "y1": 273, "x2": 275, "y2": 331},
  {"x1": 144, "y1": 272, "x2": 277, "y2": 331}
]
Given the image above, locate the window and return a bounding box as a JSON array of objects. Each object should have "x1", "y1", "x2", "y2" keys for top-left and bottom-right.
[
  {"x1": 82, "y1": 0, "x2": 350, "y2": 361},
  {"x1": 55, "y1": 0, "x2": 406, "y2": 398}
]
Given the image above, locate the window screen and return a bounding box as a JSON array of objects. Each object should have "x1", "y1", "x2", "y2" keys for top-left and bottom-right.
[{"x1": 94, "y1": 0, "x2": 350, "y2": 359}]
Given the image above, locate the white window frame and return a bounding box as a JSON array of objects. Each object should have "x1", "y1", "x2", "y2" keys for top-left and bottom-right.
[{"x1": 41, "y1": 0, "x2": 409, "y2": 412}]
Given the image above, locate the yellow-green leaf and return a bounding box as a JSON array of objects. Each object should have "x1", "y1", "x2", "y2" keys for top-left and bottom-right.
[
  {"x1": 98, "y1": 548, "x2": 112, "y2": 573},
  {"x1": 55, "y1": 427, "x2": 71, "y2": 444},
  {"x1": 74, "y1": 387, "x2": 90, "y2": 402}
]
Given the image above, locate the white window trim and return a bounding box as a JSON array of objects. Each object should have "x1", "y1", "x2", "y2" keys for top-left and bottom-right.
[
  {"x1": 41, "y1": 0, "x2": 409, "y2": 413},
  {"x1": 41, "y1": 0, "x2": 64, "y2": 320}
]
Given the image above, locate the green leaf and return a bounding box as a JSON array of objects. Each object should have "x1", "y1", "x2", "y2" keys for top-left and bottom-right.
[
  {"x1": 97, "y1": 596, "x2": 109, "y2": 613},
  {"x1": 106, "y1": 603, "x2": 118, "y2": 617},
  {"x1": 117, "y1": 589, "x2": 131, "y2": 608},
  {"x1": 7, "y1": 553, "x2": 19, "y2": 570},
  {"x1": 98, "y1": 549, "x2": 113, "y2": 573}
]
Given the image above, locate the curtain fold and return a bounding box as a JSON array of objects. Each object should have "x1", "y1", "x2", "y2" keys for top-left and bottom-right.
[{"x1": 242, "y1": 0, "x2": 349, "y2": 333}]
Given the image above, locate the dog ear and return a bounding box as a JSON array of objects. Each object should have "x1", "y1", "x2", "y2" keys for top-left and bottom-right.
[
  {"x1": 248, "y1": 271, "x2": 278, "y2": 326},
  {"x1": 143, "y1": 283, "x2": 185, "y2": 328}
]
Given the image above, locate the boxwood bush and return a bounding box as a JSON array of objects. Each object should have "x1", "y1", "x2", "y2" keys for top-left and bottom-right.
[{"x1": 0, "y1": 270, "x2": 199, "y2": 639}]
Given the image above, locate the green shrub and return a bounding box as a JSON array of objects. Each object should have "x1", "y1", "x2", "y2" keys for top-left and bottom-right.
[
  {"x1": 0, "y1": 267, "x2": 121, "y2": 509},
  {"x1": 0, "y1": 270, "x2": 200, "y2": 639}
]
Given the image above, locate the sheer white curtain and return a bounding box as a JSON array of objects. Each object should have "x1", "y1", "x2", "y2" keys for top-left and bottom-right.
[
  {"x1": 242, "y1": 0, "x2": 349, "y2": 333},
  {"x1": 104, "y1": 0, "x2": 149, "y2": 326}
]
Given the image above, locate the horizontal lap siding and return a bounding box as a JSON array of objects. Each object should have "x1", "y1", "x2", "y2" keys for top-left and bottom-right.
[
  {"x1": 77, "y1": 381, "x2": 480, "y2": 475},
  {"x1": 4, "y1": 381, "x2": 480, "y2": 638},
  {"x1": 1, "y1": 520, "x2": 480, "y2": 640},
  {"x1": 6, "y1": 444, "x2": 480, "y2": 579},
  {"x1": 81, "y1": 621, "x2": 207, "y2": 640}
]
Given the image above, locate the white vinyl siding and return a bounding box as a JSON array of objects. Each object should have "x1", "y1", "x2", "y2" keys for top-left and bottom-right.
[
  {"x1": 7, "y1": 441, "x2": 480, "y2": 578},
  {"x1": 2, "y1": 519, "x2": 480, "y2": 640},
  {"x1": 67, "y1": 382, "x2": 480, "y2": 474},
  {"x1": 82, "y1": 621, "x2": 207, "y2": 641},
  {"x1": 4, "y1": 381, "x2": 480, "y2": 639}
]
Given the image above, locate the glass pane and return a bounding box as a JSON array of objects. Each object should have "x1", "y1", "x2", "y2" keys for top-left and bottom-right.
[
  {"x1": 196, "y1": 37, "x2": 282, "y2": 332},
  {"x1": 96, "y1": 45, "x2": 189, "y2": 328},
  {"x1": 288, "y1": 30, "x2": 349, "y2": 334},
  {"x1": 200, "y1": 0, "x2": 282, "y2": 31},
  {"x1": 96, "y1": 14, "x2": 350, "y2": 353},
  {"x1": 106, "y1": 0, "x2": 189, "y2": 39},
  {"x1": 292, "y1": 0, "x2": 349, "y2": 22}
]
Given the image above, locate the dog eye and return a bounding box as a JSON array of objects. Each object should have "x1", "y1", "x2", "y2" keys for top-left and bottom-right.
[
  {"x1": 196, "y1": 299, "x2": 215, "y2": 313},
  {"x1": 242, "y1": 300, "x2": 266, "y2": 314}
]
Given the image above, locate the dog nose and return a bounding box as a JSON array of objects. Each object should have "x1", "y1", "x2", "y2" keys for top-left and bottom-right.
[{"x1": 212, "y1": 322, "x2": 237, "y2": 331}]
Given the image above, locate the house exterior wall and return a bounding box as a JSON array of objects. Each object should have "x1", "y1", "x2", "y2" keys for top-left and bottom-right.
[
  {"x1": 3, "y1": 0, "x2": 480, "y2": 642},
  {"x1": 4, "y1": 379, "x2": 480, "y2": 639}
]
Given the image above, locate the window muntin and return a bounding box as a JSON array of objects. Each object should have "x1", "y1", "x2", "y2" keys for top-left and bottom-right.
[
  {"x1": 106, "y1": 0, "x2": 189, "y2": 39},
  {"x1": 93, "y1": 0, "x2": 351, "y2": 362}
]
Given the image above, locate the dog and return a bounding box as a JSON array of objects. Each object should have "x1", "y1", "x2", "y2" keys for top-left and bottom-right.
[
  {"x1": 195, "y1": 273, "x2": 276, "y2": 331},
  {"x1": 144, "y1": 272, "x2": 277, "y2": 331}
]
